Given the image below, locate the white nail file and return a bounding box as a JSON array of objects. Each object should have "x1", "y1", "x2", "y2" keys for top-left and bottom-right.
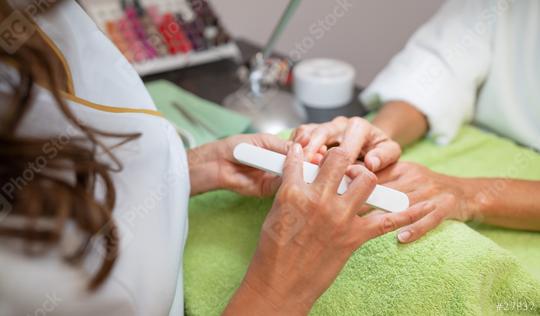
[{"x1": 233, "y1": 143, "x2": 409, "y2": 213}]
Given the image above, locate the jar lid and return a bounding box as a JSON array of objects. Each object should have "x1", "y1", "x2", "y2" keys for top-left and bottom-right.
[{"x1": 293, "y1": 58, "x2": 355, "y2": 108}]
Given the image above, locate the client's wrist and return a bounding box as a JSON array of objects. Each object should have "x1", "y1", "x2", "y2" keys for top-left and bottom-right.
[
  {"x1": 460, "y1": 178, "x2": 494, "y2": 223},
  {"x1": 373, "y1": 100, "x2": 429, "y2": 147}
]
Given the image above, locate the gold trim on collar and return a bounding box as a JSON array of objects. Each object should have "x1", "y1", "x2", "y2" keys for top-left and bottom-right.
[
  {"x1": 62, "y1": 92, "x2": 162, "y2": 117},
  {"x1": 35, "y1": 18, "x2": 162, "y2": 117}
]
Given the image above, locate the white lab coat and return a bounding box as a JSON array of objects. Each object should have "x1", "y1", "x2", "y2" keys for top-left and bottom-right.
[
  {"x1": 0, "y1": 1, "x2": 188, "y2": 315},
  {"x1": 361, "y1": 0, "x2": 540, "y2": 151}
]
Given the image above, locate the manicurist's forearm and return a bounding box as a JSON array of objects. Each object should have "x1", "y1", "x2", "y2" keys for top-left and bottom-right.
[
  {"x1": 223, "y1": 278, "x2": 309, "y2": 316},
  {"x1": 223, "y1": 283, "x2": 274, "y2": 316},
  {"x1": 465, "y1": 178, "x2": 540, "y2": 231},
  {"x1": 187, "y1": 145, "x2": 220, "y2": 196},
  {"x1": 223, "y1": 284, "x2": 285, "y2": 316},
  {"x1": 372, "y1": 101, "x2": 429, "y2": 147}
]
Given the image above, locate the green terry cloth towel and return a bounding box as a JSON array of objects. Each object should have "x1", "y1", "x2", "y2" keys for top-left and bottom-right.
[
  {"x1": 184, "y1": 125, "x2": 540, "y2": 315},
  {"x1": 145, "y1": 80, "x2": 251, "y2": 147}
]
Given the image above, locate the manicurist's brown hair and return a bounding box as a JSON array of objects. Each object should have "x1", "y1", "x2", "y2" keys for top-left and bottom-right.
[{"x1": 0, "y1": 1, "x2": 139, "y2": 290}]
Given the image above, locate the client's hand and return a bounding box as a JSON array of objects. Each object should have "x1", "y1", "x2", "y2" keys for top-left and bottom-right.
[
  {"x1": 224, "y1": 145, "x2": 428, "y2": 315},
  {"x1": 291, "y1": 116, "x2": 401, "y2": 172},
  {"x1": 188, "y1": 133, "x2": 287, "y2": 197},
  {"x1": 377, "y1": 162, "x2": 474, "y2": 244}
]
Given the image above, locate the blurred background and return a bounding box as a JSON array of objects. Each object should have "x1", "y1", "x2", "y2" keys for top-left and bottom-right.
[
  {"x1": 213, "y1": 0, "x2": 444, "y2": 86},
  {"x1": 79, "y1": 0, "x2": 446, "y2": 144}
]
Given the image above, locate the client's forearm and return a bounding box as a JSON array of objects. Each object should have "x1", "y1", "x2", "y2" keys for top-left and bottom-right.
[
  {"x1": 372, "y1": 101, "x2": 429, "y2": 147},
  {"x1": 466, "y1": 178, "x2": 540, "y2": 231}
]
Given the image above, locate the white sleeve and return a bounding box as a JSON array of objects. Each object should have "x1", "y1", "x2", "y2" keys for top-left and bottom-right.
[{"x1": 360, "y1": 0, "x2": 495, "y2": 144}]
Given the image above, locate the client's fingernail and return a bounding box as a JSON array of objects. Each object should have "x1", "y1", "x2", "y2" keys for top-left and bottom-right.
[
  {"x1": 397, "y1": 230, "x2": 411, "y2": 243},
  {"x1": 293, "y1": 143, "x2": 302, "y2": 154},
  {"x1": 369, "y1": 156, "x2": 381, "y2": 170}
]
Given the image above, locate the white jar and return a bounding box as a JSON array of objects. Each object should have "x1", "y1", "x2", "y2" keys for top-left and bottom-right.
[{"x1": 293, "y1": 58, "x2": 356, "y2": 109}]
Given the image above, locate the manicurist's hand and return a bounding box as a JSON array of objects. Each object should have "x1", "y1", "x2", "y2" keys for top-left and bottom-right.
[
  {"x1": 223, "y1": 144, "x2": 429, "y2": 315},
  {"x1": 188, "y1": 134, "x2": 288, "y2": 197},
  {"x1": 291, "y1": 116, "x2": 401, "y2": 172},
  {"x1": 376, "y1": 162, "x2": 476, "y2": 244}
]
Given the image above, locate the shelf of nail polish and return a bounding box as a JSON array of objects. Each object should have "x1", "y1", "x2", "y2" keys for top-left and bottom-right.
[{"x1": 79, "y1": 0, "x2": 241, "y2": 76}]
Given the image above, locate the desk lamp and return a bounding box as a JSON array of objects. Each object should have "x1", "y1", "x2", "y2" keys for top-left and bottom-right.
[{"x1": 223, "y1": 0, "x2": 305, "y2": 134}]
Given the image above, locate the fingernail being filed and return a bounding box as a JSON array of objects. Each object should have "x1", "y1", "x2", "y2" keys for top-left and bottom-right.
[{"x1": 293, "y1": 143, "x2": 303, "y2": 155}]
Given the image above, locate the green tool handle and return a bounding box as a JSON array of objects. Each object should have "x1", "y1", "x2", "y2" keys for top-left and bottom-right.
[{"x1": 262, "y1": 0, "x2": 303, "y2": 59}]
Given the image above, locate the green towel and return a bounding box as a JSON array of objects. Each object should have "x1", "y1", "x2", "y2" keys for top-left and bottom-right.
[
  {"x1": 184, "y1": 125, "x2": 540, "y2": 315},
  {"x1": 145, "y1": 80, "x2": 251, "y2": 146}
]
